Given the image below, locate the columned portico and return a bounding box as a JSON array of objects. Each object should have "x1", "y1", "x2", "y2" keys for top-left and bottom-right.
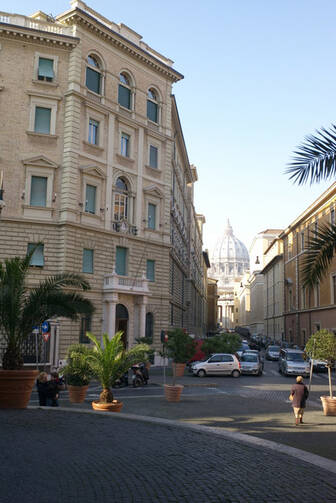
[{"x1": 103, "y1": 272, "x2": 150, "y2": 345}]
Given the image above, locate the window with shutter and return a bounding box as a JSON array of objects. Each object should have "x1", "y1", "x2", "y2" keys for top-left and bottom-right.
[
  {"x1": 146, "y1": 259, "x2": 155, "y2": 281},
  {"x1": 38, "y1": 58, "x2": 54, "y2": 81},
  {"x1": 34, "y1": 107, "x2": 51, "y2": 134},
  {"x1": 30, "y1": 176, "x2": 47, "y2": 207},
  {"x1": 149, "y1": 145, "x2": 158, "y2": 168},
  {"x1": 116, "y1": 246, "x2": 127, "y2": 276},
  {"x1": 82, "y1": 249, "x2": 94, "y2": 274},
  {"x1": 148, "y1": 203, "x2": 156, "y2": 229},
  {"x1": 85, "y1": 184, "x2": 96, "y2": 214}
]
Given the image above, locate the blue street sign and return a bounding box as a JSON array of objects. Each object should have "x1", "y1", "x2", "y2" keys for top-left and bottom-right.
[{"x1": 41, "y1": 321, "x2": 50, "y2": 333}]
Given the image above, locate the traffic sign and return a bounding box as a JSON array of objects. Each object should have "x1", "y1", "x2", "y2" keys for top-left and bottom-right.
[
  {"x1": 42, "y1": 332, "x2": 50, "y2": 342},
  {"x1": 41, "y1": 321, "x2": 50, "y2": 333}
]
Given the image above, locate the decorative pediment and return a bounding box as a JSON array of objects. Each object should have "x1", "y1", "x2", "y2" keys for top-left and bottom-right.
[
  {"x1": 80, "y1": 165, "x2": 106, "y2": 179},
  {"x1": 22, "y1": 155, "x2": 58, "y2": 169},
  {"x1": 143, "y1": 184, "x2": 164, "y2": 199}
]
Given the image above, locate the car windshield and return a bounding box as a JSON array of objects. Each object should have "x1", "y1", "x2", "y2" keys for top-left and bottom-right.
[
  {"x1": 287, "y1": 353, "x2": 304, "y2": 361},
  {"x1": 268, "y1": 346, "x2": 280, "y2": 352},
  {"x1": 241, "y1": 354, "x2": 258, "y2": 362}
]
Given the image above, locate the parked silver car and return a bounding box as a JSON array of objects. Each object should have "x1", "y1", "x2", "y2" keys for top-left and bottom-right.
[
  {"x1": 191, "y1": 353, "x2": 241, "y2": 378},
  {"x1": 240, "y1": 352, "x2": 263, "y2": 376},
  {"x1": 265, "y1": 345, "x2": 281, "y2": 361},
  {"x1": 278, "y1": 349, "x2": 310, "y2": 376}
]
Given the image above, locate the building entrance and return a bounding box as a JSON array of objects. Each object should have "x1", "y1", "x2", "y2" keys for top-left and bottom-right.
[{"x1": 116, "y1": 304, "x2": 128, "y2": 347}]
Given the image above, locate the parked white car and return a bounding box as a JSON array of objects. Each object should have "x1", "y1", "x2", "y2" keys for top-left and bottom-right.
[
  {"x1": 278, "y1": 349, "x2": 310, "y2": 376},
  {"x1": 191, "y1": 353, "x2": 241, "y2": 378}
]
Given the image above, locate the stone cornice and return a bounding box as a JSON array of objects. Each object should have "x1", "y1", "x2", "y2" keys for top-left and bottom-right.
[
  {"x1": 58, "y1": 9, "x2": 184, "y2": 82},
  {"x1": 0, "y1": 22, "x2": 79, "y2": 48}
]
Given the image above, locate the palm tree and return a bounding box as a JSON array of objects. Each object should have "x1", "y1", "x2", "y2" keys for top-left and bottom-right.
[
  {"x1": 0, "y1": 247, "x2": 94, "y2": 369},
  {"x1": 286, "y1": 124, "x2": 336, "y2": 288},
  {"x1": 85, "y1": 331, "x2": 149, "y2": 403}
]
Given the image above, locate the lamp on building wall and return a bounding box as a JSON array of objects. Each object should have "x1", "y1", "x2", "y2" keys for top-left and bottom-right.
[
  {"x1": 0, "y1": 170, "x2": 5, "y2": 216},
  {"x1": 255, "y1": 256, "x2": 260, "y2": 265}
]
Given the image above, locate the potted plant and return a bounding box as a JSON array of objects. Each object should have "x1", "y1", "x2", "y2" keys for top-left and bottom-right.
[
  {"x1": 135, "y1": 336, "x2": 155, "y2": 369},
  {"x1": 305, "y1": 329, "x2": 336, "y2": 415},
  {"x1": 164, "y1": 328, "x2": 196, "y2": 402},
  {"x1": 83, "y1": 331, "x2": 149, "y2": 412},
  {"x1": 60, "y1": 344, "x2": 93, "y2": 403},
  {"x1": 0, "y1": 247, "x2": 94, "y2": 409}
]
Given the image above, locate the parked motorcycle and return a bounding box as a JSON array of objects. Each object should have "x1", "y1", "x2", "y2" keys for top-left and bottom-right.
[
  {"x1": 112, "y1": 371, "x2": 129, "y2": 388},
  {"x1": 131, "y1": 363, "x2": 149, "y2": 387}
]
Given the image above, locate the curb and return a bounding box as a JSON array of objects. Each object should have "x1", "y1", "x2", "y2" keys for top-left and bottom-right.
[
  {"x1": 27, "y1": 405, "x2": 336, "y2": 475},
  {"x1": 153, "y1": 382, "x2": 218, "y2": 388}
]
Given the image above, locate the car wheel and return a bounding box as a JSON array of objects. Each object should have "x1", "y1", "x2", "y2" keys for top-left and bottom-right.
[
  {"x1": 197, "y1": 369, "x2": 206, "y2": 377},
  {"x1": 232, "y1": 369, "x2": 240, "y2": 378}
]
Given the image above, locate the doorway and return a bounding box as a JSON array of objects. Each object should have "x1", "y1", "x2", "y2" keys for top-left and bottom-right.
[{"x1": 116, "y1": 304, "x2": 128, "y2": 347}]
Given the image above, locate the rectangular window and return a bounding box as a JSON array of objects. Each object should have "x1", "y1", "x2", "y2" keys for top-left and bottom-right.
[
  {"x1": 301, "y1": 287, "x2": 306, "y2": 309},
  {"x1": 82, "y1": 248, "x2": 94, "y2": 274},
  {"x1": 38, "y1": 57, "x2": 54, "y2": 81},
  {"x1": 288, "y1": 233, "x2": 293, "y2": 260},
  {"x1": 314, "y1": 220, "x2": 318, "y2": 236},
  {"x1": 27, "y1": 243, "x2": 44, "y2": 267},
  {"x1": 147, "y1": 100, "x2": 158, "y2": 123},
  {"x1": 85, "y1": 184, "x2": 96, "y2": 214},
  {"x1": 88, "y1": 119, "x2": 99, "y2": 145},
  {"x1": 116, "y1": 246, "x2": 127, "y2": 276},
  {"x1": 333, "y1": 275, "x2": 336, "y2": 304},
  {"x1": 34, "y1": 106, "x2": 51, "y2": 134},
  {"x1": 146, "y1": 259, "x2": 155, "y2": 282},
  {"x1": 300, "y1": 232, "x2": 304, "y2": 251},
  {"x1": 149, "y1": 145, "x2": 158, "y2": 168},
  {"x1": 118, "y1": 85, "x2": 131, "y2": 109},
  {"x1": 148, "y1": 203, "x2": 156, "y2": 230},
  {"x1": 30, "y1": 176, "x2": 47, "y2": 207},
  {"x1": 315, "y1": 284, "x2": 320, "y2": 307},
  {"x1": 331, "y1": 207, "x2": 335, "y2": 226},
  {"x1": 121, "y1": 133, "x2": 130, "y2": 157},
  {"x1": 80, "y1": 315, "x2": 91, "y2": 344}
]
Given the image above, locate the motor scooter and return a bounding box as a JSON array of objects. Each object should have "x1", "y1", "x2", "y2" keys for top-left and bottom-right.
[
  {"x1": 131, "y1": 363, "x2": 149, "y2": 387},
  {"x1": 112, "y1": 371, "x2": 129, "y2": 388}
]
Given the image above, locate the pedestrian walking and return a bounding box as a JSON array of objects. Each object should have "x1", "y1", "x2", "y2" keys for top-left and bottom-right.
[
  {"x1": 290, "y1": 375, "x2": 309, "y2": 426},
  {"x1": 36, "y1": 371, "x2": 49, "y2": 406},
  {"x1": 46, "y1": 372, "x2": 61, "y2": 407}
]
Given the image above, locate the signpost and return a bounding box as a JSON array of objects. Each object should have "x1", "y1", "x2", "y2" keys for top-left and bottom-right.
[
  {"x1": 41, "y1": 321, "x2": 50, "y2": 369},
  {"x1": 33, "y1": 326, "x2": 39, "y2": 369},
  {"x1": 161, "y1": 330, "x2": 169, "y2": 385}
]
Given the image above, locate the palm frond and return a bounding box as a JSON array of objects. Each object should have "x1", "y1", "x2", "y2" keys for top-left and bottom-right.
[
  {"x1": 301, "y1": 223, "x2": 336, "y2": 288},
  {"x1": 286, "y1": 124, "x2": 336, "y2": 185}
]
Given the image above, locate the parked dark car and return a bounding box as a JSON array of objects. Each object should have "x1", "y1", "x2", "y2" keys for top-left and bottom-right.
[{"x1": 265, "y1": 345, "x2": 281, "y2": 361}]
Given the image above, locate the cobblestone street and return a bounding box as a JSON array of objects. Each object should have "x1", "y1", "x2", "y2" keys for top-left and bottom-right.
[{"x1": 1, "y1": 408, "x2": 336, "y2": 503}]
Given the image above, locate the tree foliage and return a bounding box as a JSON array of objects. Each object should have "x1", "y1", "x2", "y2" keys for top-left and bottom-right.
[
  {"x1": 0, "y1": 246, "x2": 94, "y2": 369},
  {"x1": 165, "y1": 328, "x2": 196, "y2": 364},
  {"x1": 305, "y1": 329, "x2": 336, "y2": 366},
  {"x1": 202, "y1": 333, "x2": 241, "y2": 356},
  {"x1": 84, "y1": 331, "x2": 149, "y2": 403}
]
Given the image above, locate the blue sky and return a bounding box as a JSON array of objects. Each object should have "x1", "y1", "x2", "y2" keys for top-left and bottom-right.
[{"x1": 6, "y1": 0, "x2": 335, "y2": 252}]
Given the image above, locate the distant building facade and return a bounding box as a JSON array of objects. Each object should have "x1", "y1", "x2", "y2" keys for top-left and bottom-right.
[{"x1": 210, "y1": 220, "x2": 249, "y2": 329}]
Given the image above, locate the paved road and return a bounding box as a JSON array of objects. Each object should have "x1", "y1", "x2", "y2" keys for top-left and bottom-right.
[{"x1": 2, "y1": 408, "x2": 336, "y2": 503}]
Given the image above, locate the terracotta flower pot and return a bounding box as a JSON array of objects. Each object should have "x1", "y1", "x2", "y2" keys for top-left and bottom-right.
[
  {"x1": 320, "y1": 396, "x2": 336, "y2": 416},
  {"x1": 164, "y1": 384, "x2": 184, "y2": 402},
  {"x1": 172, "y1": 362, "x2": 186, "y2": 377},
  {"x1": 91, "y1": 400, "x2": 123, "y2": 412},
  {"x1": 0, "y1": 369, "x2": 39, "y2": 409},
  {"x1": 68, "y1": 385, "x2": 88, "y2": 403}
]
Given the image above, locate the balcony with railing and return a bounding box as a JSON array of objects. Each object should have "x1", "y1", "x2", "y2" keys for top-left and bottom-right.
[
  {"x1": 104, "y1": 272, "x2": 149, "y2": 295},
  {"x1": 0, "y1": 12, "x2": 73, "y2": 36}
]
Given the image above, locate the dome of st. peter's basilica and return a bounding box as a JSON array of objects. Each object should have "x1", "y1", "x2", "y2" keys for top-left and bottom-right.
[{"x1": 210, "y1": 219, "x2": 249, "y2": 290}]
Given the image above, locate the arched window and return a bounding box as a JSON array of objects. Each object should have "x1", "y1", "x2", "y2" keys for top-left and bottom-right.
[
  {"x1": 145, "y1": 312, "x2": 154, "y2": 342},
  {"x1": 147, "y1": 88, "x2": 159, "y2": 123},
  {"x1": 114, "y1": 177, "x2": 129, "y2": 221},
  {"x1": 118, "y1": 72, "x2": 132, "y2": 110},
  {"x1": 86, "y1": 54, "x2": 102, "y2": 94}
]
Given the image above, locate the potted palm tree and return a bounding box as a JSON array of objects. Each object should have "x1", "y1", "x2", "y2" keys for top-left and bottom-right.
[
  {"x1": 0, "y1": 247, "x2": 94, "y2": 408},
  {"x1": 164, "y1": 328, "x2": 196, "y2": 402},
  {"x1": 305, "y1": 329, "x2": 336, "y2": 415},
  {"x1": 60, "y1": 344, "x2": 93, "y2": 403},
  {"x1": 83, "y1": 331, "x2": 149, "y2": 412}
]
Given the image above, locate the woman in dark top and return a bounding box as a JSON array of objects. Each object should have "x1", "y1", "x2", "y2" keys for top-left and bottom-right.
[
  {"x1": 290, "y1": 375, "x2": 309, "y2": 426},
  {"x1": 36, "y1": 372, "x2": 49, "y2": 406}
]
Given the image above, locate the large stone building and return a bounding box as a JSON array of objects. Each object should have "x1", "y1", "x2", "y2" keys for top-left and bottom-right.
[
  {"x1": 210, "y1": 220, "x2": 249, "y2": 329},
  {"x1": 281, "y1": 183, "x2": 336, "y2": 346},
  {"x1": 0, "y1": 1, "x2": 207, "y2": 366}
]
